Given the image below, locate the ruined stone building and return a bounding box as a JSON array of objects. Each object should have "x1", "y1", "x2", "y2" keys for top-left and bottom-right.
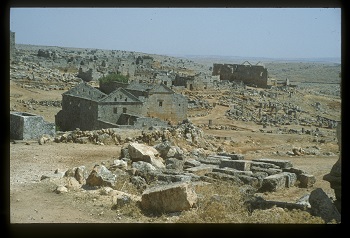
[
  {"x1": 55, "y1": 81, "x2": 187, "y2": 131},
  {"x1": 10, "y1": 111, "x2": 55, "y2": 140},
  {"x1": 173, "y1": 73, "x2": 215, "y2": 90},
  {"x1": 212, "y1": 61, "x2": 269, "y2": 88}
]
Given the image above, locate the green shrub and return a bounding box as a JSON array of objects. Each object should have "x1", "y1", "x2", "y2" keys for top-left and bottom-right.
[{"x1": 98, "y1": 73, "x2": 129, "y2": 84}]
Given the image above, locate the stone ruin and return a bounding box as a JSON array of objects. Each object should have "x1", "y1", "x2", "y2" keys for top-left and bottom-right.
[
  {"x1": 212, "y1": 61, "x2": 269, "y2": 88},
  {"x1": 10, "y1": 111, "x2": 56, "y2": 140},
  {"x1": 32, "y1": 120, "x2": 340, "y2": 222}
]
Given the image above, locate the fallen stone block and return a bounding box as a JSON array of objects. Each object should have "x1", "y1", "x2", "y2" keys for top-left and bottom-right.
[
  {"x1": 252, "y1": 158, "x2": 293, "y2": 169},
  {"x1": 309, "y1": 188, "x2": 341, "y2": 223},
  {"x1": 219, "y1": 159, "x2": 251, "y2": 171},
  {"x1": 86, "y1": 165, "x2": 117, "y2": 188},
  {"x1": 197, "y1": 157, "x2": 222, "y2": 165},
  {"x1": 128, "y1": 142, "x2": 165, "y2": 169},
  {"x1": 183, "y1": 159, "x2": 202, "y2": 169},
  {"x1": 217, "y1": 152, "x2": 245, "y2": 160},
  {"x1": 251, "y1": 161, "x2": 280, "y2": 169},
  {"x1": 212, "y1": 167, "x2": 253, "y2": 176},
  {"x1": 282, "y1": 167, "x2": 306, "y2": 176},
  {"x1": 250, "y1": 166, "x2": 282, "y2": 175},
  {"x1": 205, "y1": 172, "x2": 243, "y2": 185},
  {"x1": 298, "y1": 173, "x2": 316, "y2": 188},
  {"x1": 156, "y1": 173, "x2": 192, "y2": 183},
  {"x1": 207, "y1": 155, "x2": 231, "y2": 160},
  {"x1": 283, "y1": 172, "x2": 297, "y2": 188},
  {"x1": 236, "y1": 175, "x2": 260, "y2": 188},
  {"x1": 247, "y1": 196, "x2": 309, "y2": 211},
  {"x1": 260, "y1": 173, "x2": 286, "y2": 192},
  {"x1": 140, "y1": 182, "x2": 197, "y2": 213},
  {"x1": 185, "y1": 164, "x2": 217, "y2": 176},
  {"x1": 110, "y1": 190, "x2": 141, "y2": 208}
]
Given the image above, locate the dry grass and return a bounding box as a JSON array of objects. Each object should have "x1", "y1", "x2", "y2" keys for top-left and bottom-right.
[
  {"x1": 95, "y1": 179, "x2": 329, "y2": 224},
  {"x1": 175, "y1": 181, "x2": 325, "y2": 224}
]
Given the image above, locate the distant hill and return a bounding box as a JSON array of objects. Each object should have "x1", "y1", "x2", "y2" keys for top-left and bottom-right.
[{"x1": 168, "y1": 54, "x2": 341, "y2": 65}]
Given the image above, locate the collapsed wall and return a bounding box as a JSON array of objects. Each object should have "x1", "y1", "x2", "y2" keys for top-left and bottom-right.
[{"x1": 212, "y1": 63, "x2": 268, "y2": 88}]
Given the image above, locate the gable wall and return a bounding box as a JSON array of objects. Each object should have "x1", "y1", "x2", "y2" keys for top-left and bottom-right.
[
  {"x1": 144, "y1": 93, "x2": 187, "y2": 123},
  {"x1": 56, "y1": 95, "x2": 99, "y2": 131},
  {"x1": 98, "y1": 102, "x2": 145, "y2": 125}
]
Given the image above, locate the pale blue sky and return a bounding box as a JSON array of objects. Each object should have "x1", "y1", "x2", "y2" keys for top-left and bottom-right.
[{"x1": 10, "y1": 8, "x2": 341, "y2": 59}]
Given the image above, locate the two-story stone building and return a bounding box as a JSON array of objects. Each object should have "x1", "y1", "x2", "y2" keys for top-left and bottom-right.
[{"x1": 55, "y1": 81, "x2": 188, "y2": 131}]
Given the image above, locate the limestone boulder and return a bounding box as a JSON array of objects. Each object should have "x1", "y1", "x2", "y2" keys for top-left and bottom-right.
[
  {"x1": 128, "y1": 142, "x2": 165, "y2": 169},
  {"x1": 86, "y1": 165, "x2": 117, "y2": 188},
  {"x1": 309, "y1": 188, "x2": 341, "y2": 223},
  {"x1": 140, "y1": 182, "x2": 197, "y2": 213}
]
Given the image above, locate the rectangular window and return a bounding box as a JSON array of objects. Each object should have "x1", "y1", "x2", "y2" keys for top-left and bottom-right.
[
  {"x1": 113, "y1": 107, "x2": 118, "y2": 114},
  {"x1": 159, "y1": 101, "x2": 163, "y2": 107},
  {"x1": 123, "y1": 108, "x2": 127, "y2": 113}
]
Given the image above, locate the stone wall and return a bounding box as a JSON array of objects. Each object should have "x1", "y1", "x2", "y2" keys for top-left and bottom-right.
[
  {"x1": 212, "y1": 63, "x2": 268, "y2": 88},
  {"x1": 145, "y1": 93, "x2": 188, "y2": 123},
  {"x1": 56, "y1": 95, "x2": 99, "y2": 131},
  {"x1": 10, "y1": 111, "x2": 55, "y2": 140},
  {"x1": 99, "y1": 81, "x2": 129, "y2": 94},
  {"x1": 98, "y1": 102, "x2": 144, "y2": 126},
  {"x1": 133, "y1": 117, "x2": 169, "y2": 129}
]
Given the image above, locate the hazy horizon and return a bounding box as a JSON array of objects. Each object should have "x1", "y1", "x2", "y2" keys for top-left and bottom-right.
[{"x1": 10, "y1": 8, "x2": 341, "y2": 60}]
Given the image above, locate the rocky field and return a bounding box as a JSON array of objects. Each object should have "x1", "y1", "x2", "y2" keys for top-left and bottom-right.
[{"x1": 9, "y1": 44, "x2": 341, "y2": 225}]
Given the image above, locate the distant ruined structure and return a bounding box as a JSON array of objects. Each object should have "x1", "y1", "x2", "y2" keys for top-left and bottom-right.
[
  {"x1": 173, "y1": 73, "x2": 215, "y2": 91},
  {"x1": 212, "y1": 61, "x2": 269, "y2": 88},
  {"x1": 55, "y1": 81, "x2": 188, "y2": 131}
]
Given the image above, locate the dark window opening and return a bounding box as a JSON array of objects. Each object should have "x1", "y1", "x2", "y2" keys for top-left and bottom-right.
[
  {"x1": 123, "y1": 108, "x2": 127, "y2": 113},
  {"x1": 159, "y1": 101, "x2": 163, "y2": 107},
  {"x1": 113, "y1": 107, "x2": 118, "y2": 113},
  {"x1": 125, "y1": 98, "x2": 128, "y2": 102}
]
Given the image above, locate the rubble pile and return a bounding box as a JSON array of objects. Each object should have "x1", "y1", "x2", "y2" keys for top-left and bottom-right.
[{"x1": 41, "y1": 139, "x2": 320, "y2": 215}]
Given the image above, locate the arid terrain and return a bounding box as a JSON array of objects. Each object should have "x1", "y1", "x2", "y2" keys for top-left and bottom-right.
[{"x1": 9, "y1": 44, "x2": 341, "y2": 224}]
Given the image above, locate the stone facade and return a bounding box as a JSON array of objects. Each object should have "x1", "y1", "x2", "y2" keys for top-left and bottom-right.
[
  {"x1": 55, "y1": 81, "x2": 187, "y2": 131},
  {"x1": 10, "y1": 111, "x2": 56, "y2": 140},
  {"x1": 212, "y1": 61, "x2": 269, "y2": 88},
  {"x1": 173, "y1": 73, "x2": 215, "y2": 91}
]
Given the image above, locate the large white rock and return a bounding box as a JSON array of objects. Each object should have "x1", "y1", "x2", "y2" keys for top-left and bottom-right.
[
  {"x1": 140, "y1": 182, "x2": 197, "y2": 213},
  {"x1": 128, "y1": 142, "x2": 165, "y2": 169}
]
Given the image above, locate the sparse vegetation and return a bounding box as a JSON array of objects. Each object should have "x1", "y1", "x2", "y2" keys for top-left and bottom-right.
[
  {"x1": 103, "y1": 181, "x2": 325, "y2": 223},
  {"x1": 98, "y1": 73, "x2": 129, "y2": 84}
]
